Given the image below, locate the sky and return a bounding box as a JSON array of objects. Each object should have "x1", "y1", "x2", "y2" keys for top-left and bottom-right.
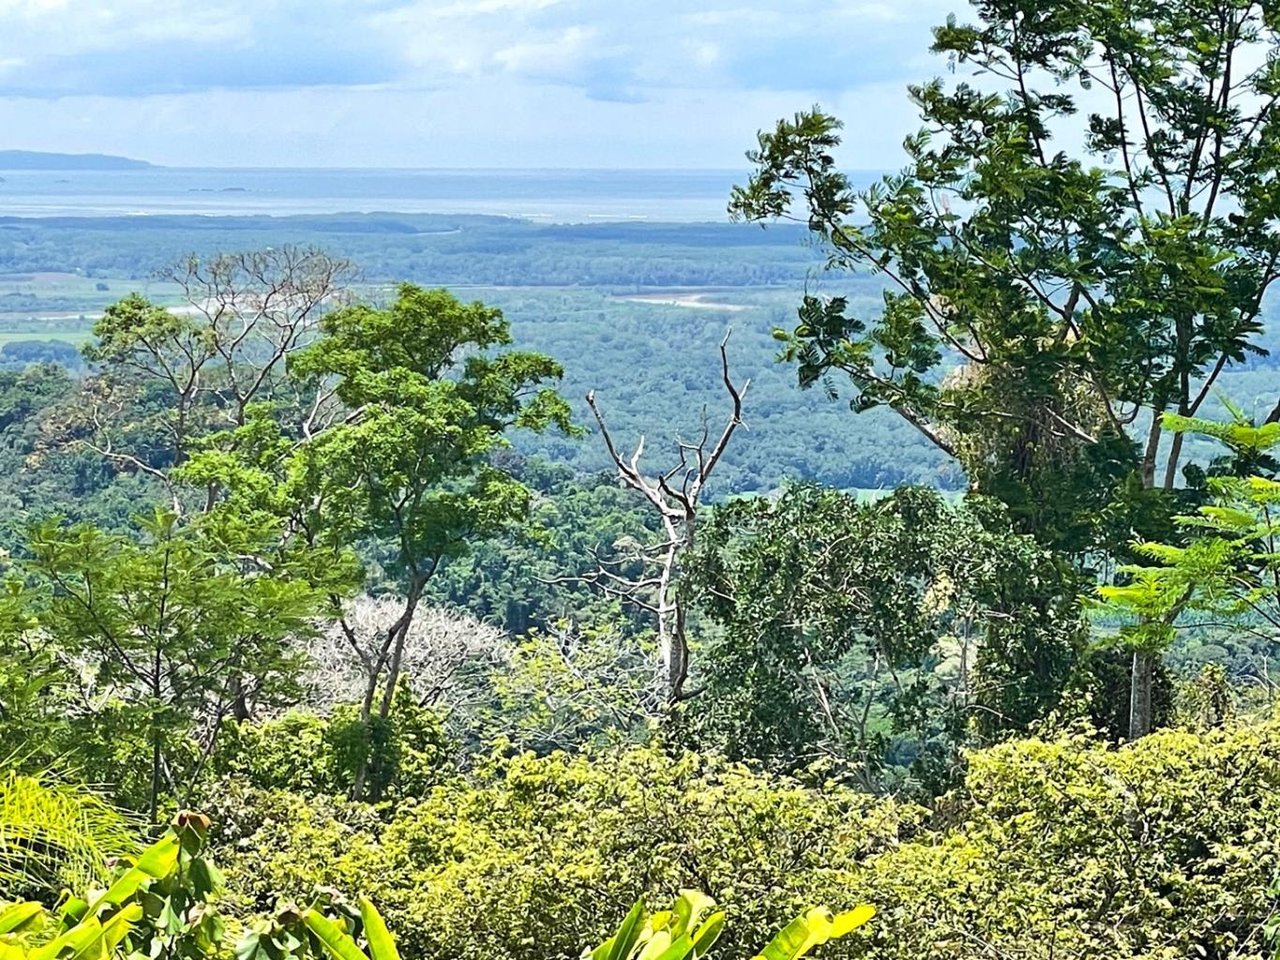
[{"x1": 0, "y1": 0, "x2": 961, "y2": 168}]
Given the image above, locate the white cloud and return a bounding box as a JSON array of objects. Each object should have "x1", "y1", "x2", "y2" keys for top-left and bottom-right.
[{"x1": 0, "y1": 0, "x2": 959, "y2": 165}]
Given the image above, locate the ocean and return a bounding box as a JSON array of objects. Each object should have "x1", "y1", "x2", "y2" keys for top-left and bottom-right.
[{"x1": 0, "y1": 167, "x2": 747, "y2": 222}]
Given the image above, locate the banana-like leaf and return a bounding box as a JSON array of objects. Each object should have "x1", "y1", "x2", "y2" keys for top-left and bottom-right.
[
  {"x1": 86, "y1": 833, "x2": 181, "y2": 916},
  {"x1": 652, "y1": 933, "x2": 695, "y2": 960},
  {"x1": 302, "y1": 909, "x2": 370, "y2": 960},
  {"x1": 356, "y1": 899, "x2": 399, "y2": 960},
  {"x1": 589, "y1": 901, "x2": 645, "y2": 960},
  {"x1": 671, "y1": 892, "x2": 715, "y2": 939},
  {"x1": 690, "y1": 912, "x2": 725, "y2": 957},
  {"x1": 0, "y1": 903, "x2": 43, "y2": 936},
  {"x1": 828, "y1": 906, "x2": 874, "y2": 938},
  {"x1": 98, "y1": 904, "x2": 141, "y2": 954},
  {"x1": 31, "y1": 916, "x2": 104, "y2": 960},
  {"x1": 637, "y1": 930, "x2": 673, "y2": 960},
  {"x1": 752, "y1": 908, "x2": 833, "y2": 960}
]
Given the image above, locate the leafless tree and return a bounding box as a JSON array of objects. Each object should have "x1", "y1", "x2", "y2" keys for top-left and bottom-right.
[
  {"x1": 583, "y1": 330, "x2": 749, "y2": 704},
  {"x1": 158, "y1": 246, "x2": 358, "y2": 430},
  {"x1": 82, "y1": 246, "x2": 356, "y2": 501},
  {"x1": 303, "y1": 595, "x2": 508, "y2": 715}
]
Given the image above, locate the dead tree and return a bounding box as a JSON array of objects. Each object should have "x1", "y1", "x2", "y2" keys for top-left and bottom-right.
[
  {"x1": 584, "y1": 330, "x2": 749, "y2": 704},
  {"x1": 80, "y1": 246, "x2": 356, "y2": 510}
]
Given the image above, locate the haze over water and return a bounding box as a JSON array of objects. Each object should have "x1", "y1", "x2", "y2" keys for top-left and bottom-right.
[{"x1": 0, "y1": 167, "x2": 746, "y2": 222}]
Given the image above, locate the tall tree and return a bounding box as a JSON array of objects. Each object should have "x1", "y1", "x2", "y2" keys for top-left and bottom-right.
[
  {"x1": 25, "y1": 509, "x2": 326, "y2": 822},
  {"x1": 583, "y1": 332, "x2": 749, "y2": 704},
  {"x1": 731, "y1": 0, "x2": 1280, "y2": 736},
  {"x1": 81, "y1": 247, "x2": 355, "y2": 503},
  {"x1": 687, "y1": 485, "x2": 1083, "y2": 790},
  {"x1": 185, "y1": 283, "x2": 573, "y2": 798}
]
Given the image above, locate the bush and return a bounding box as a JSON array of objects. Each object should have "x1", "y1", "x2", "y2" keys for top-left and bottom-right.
[
  {"x1": 206, "y1": 716, "x2": 1280, "y2": 960},
  {"x1": 210, "y1": 692, "x2": 450, "y2": 800},
  {"x1": 206, "y1": 744, "x2": 910, "y2": 960},
  {"x1": 851, "y1": 717, "x2": 1280, "y2": 959}
]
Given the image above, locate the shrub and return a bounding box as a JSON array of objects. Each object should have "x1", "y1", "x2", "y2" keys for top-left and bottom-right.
[
  {"x1": 206, "y1": 745, "x2": 910, "y2": 960},
  {"x1": 850, "y1": 718, "x2": 1280, "y2": 959}
]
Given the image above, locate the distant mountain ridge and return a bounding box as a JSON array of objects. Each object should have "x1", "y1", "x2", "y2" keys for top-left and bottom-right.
[{"x1": 0, "y1": 151, "x2": 153, "y2": 170}]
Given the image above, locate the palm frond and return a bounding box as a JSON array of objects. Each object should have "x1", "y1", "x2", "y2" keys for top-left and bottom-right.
[{"x1": 0, "y1": 770, "x2": 138, "y2": 902}]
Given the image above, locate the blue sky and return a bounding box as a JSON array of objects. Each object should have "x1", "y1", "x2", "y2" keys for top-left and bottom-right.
[{"x1": 0, "y1": 0, "x2": 959, "y2": 168}]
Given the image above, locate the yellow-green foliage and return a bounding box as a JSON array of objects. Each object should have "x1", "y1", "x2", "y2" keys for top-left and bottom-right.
[
  {"x1": 0, "y1": 772, "x2": 137, "y2": 902},
  {"x1": 206, "y1": 718, "x2": 1280, "y2": 960},
  {"x1": 205, "y1": 747, "x2": 907, "y2": 960},
  {"x1": 853, "y1": 719, "x2": 1280, "y2": 959}
]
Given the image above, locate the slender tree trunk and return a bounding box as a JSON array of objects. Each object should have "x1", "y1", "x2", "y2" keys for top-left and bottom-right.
[
  {"x1": 1140, "y1": 411, "x2": 1163, "y2": 489},
  {"x1": 1127, "y1": 407, "x2": 1171, "y2": 740},
  {"x1": 1162, "y1": 431, "x2": 1186, "y2": 491},
  {"x1": 1128, "y1": 650, "x2": 1153, "y2": 740},
  {"x1": 149, "y1": 729, "x2": 162, "y2": 827},
  {"x1": 351, "y1": 575, "x2": 427, "y2": 801},
  {"x1": 229, "y1": 675, "x2": 250, "y2": 722}
]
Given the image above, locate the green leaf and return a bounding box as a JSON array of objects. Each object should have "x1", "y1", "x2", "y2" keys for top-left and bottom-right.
[
  {"x1": 356, "y1": 899, "x2": 400, "y2": 960},
  {"x1": 302, "y1": 910, "x2": 369, "y2": 960},
  {"x1": 86, "y1": 832, "x2": 181, "y2": 915},
  {"x1": 690, "y1": 913, "x2": 725, "y2": 957},
  {"x1": 0, "y1": 903, "x2": 42, "y2": 936}
]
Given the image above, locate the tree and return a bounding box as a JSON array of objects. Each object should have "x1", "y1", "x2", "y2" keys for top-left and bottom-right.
[
  {"x1": 25, "y1": 509, "x2": 327, "y2": 821},
  {"x1": 301, "y1": 595, "x2": 507, "y2": 714},
  {"x1": 583, "y1": 331, "x2": 749, "y2": 704},
  {"x1": 1099, "y1": 407, "x2": 1280, "y2": 709},
  {"x1": 731, "y1": 0, "x2": 1280, "y2": 736},
  {"x1": 687, "y1": 485, "x2": 1084, "y2": 791},
  {"x1": 187, "y1": 283, "x2": 573, "y2": 798},
  {"x1": 81, "y1": 247, "x2": 355, "y2": 501}
]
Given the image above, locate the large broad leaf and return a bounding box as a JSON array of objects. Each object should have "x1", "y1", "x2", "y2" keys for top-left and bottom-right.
[
  {"x1": 589, "y1": 900, "x2": 646, "y2": 960},
  {"x1": 690, "y1": 913, "x2": 725, "y2": 957},
  {"x1": 302, "y1": 910, "x2": 369, "y2": 960},
  {"x1": 637, "y1": 930, "x2": 673, "y2": 960},
  {"x1": 0, "y1": 903, "x2": 43, "y2": 936},
  {"x1": 31, "y1": 915, "x2": 108, "y2": 960},
  {"x1": 356, "y1": 899, "x2": 400, "y2": 960},
  {"x1": 98, "y1": 904, "x2": 141, "y2": 954},
  {"x1": 651, "y1": 933, "x2": 696, "y2": 960},
  {"x1": 754, "y1": 904, "x2": 873, "y2": 960},
  {"x1": 86, "y1": 833, "x2": 181, "y2": 915},
  {"x1": 829, "y1": 906, "x2": 874, "y2": 938},
  {"x1": 671, "y1": 892, "x2": 715, "y2": 939},
  {"x1": 753, "y1": 908, "x2": 830, "y2": 960}
]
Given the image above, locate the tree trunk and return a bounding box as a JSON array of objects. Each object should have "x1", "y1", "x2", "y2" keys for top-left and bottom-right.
[
  {"x1": 351, "y1": 576, "x2": 427, "y2": 802},
  {"x1": 1128, "y1": 650, "x2": 1154, "y2": 740},
  {"x1": 1140, "y1": 412, "x2": 1163, "y2": 489},
  {"x1": 149, "y1": 730, "x2": 162, "y2": 827},
  {"x1": 230, "y1": 675, "x2": 250, "y2": 722}
]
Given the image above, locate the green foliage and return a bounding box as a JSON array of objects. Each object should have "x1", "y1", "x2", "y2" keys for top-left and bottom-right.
[
  {"x1": 472, "y1": 621, "x2": 661, "y2": 754},
  {"x1": 0, "y1": 772, "x2": 137, "y2": 904},
  {"x1": 211, "y1": 693, "x2": 450, "y2": 802},
  {"x1": 1099, "y1": 409, "x2": 1280, "y2": 674},
  {"x1": 586, "y1": 892, "x2": 873, "y2": 960},
  {"x1": 849, "y1": 718, "x2": 1280, "y2": 959},
  {"x1": 24, "y1": 509, "x2": 329, "y2": 818},
  {"x1": 202, "y1": 714, "x2": 1280, "y2": 960},
  {"x1": 687, "y1": 485, "x2": 1084, "y2": 789},
  {"x1": 205, "y1": 744, "x2": 908, "y2": 960},
  {"x1": 0, "y1": 814, "x2": 225, "y2": 960},
  {"x1": 732, "y1": 1, "x2": 1280, "y2": 561},
  {"x1": 280, "y1": 282, "x2": 573, "y2": 577}
]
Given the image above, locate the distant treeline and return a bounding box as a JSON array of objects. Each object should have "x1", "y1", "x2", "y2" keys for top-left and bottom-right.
[{"x1": 0, "y1": 213, "x2": 822, "y2": 287}]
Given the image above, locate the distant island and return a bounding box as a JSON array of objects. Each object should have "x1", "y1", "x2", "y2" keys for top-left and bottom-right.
[{"x1": 0, "y1": 151, "x2": 153, "y2": 171}]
